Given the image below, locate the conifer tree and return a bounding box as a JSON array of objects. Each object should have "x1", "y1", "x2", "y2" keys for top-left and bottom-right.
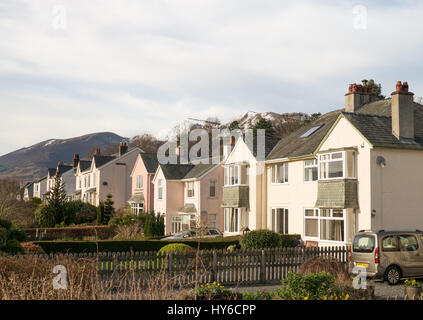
[
  {"x1": 103, "y1": 193, "x2": 114, "y2": 224},
  {"x1": 48, "y1": 172, "x2": 67, "y2": 225}
]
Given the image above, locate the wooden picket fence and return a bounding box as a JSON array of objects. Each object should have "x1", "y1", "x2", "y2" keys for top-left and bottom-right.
[{"x1": 20, "y1": 246, "x2": 349, "y2": 286}]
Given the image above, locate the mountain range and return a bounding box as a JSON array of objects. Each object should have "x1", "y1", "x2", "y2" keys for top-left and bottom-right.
[
  {"x1": 0, "y1": 132, "x2": 125, "y2": 183},
  {"x1": 0, "y1": 111, "x2": 311, "y2": 183}
]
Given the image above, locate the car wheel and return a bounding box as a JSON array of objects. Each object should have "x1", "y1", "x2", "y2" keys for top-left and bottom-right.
[{"x1": 384, "y1": 265, "x2": 402, "y2": 285}]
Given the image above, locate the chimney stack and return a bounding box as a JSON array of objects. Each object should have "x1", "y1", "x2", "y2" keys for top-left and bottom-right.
[
  {"x1": 119, "y1": 142, "x2": 128, "y2": 156},
  {"x1": 58, "y1": 161, "x2": 64, "y2": 166},
  {"x1": 391, "y1": 81, "x2": 414, "y2": 141},
  {"x1": 345, "y1": 79, "x2": 376, "y2": 112},
  {"x1": 73, "y1": 154, "x2": 80, "y2": 168},
  {"x1": 94, "y1": 148, "x2": 101, "y2": 156}
]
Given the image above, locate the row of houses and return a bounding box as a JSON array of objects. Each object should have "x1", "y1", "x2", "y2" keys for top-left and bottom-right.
[{"x1": 23, "y1": 81, "x2": 423, "y2": 245}]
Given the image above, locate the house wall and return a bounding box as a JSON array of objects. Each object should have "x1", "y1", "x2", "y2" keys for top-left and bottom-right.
[
  {"x1": 224, "y1": 139, "x2": 264, "y2": 233},
  {"x1": 370, "y1": 148, "x2": 423, "y2": 231},
  {"x1": 165, "y1": 181, "x2": 185, "y2": 235},
  {"x1": 318, "y1": 116, "x2": 373, "y2": 244},
  {"x1": 131, "y1": 156, "x2": 155, "y2": 212},
  {"x1": 153, "y1": 169, "x2": 167, "y2": 215},
  {"x1": 97, "y1": 150, "x2": 139, "y2": 209},
  {"x1": 198, "y1": 165, "x2": 224, "y2": 232}
]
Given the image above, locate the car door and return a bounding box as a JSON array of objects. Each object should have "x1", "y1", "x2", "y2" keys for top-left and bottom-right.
[{"x1": 399, "y1": 234, "x2": 423, "y2": 276}]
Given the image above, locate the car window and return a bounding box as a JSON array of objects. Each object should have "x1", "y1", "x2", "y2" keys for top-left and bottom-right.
[
  {"x1": 382, "y1": 236, "x2": 399, "y2": 251},
  {"x1": 353, "y1": 235, "x2": 375, "y2": 252},
  {"x1": 209, "y1": 230, "x2": 219, "y2": 235},
  {"x1": 399, "y1": 235, "x2": 419, "y2": 251}
]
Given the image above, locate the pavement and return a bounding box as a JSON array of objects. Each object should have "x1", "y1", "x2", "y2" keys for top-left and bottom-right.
[{"x1": 228, "y1": 280, "x2": 419, "y2": 300}]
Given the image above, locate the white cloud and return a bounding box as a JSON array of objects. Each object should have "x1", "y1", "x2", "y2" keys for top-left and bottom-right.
[{"x1": 2, "y1": 0, "x2": 423, "y2": 155}]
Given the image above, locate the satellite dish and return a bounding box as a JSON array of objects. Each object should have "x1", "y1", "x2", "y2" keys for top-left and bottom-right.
[{"x1": 376, "y1": 156, "x2": 386, "y2": 168}]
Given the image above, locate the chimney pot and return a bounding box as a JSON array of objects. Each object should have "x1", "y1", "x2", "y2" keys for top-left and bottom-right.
[
  {"x1": 94, "y1": 148, "x2": 101, "y2": 156},
  {"x1": 119, "y1": 141, "x2": 128, "y2": 156},
  {"x1": 58, "y1": 161, "x2": 64, "y2": 166},
  {"x1": 396, "y1": 81, "x2": 403, "y2": 92},
  {"x1": 73, "y1": 154, "x2": 80, "y2": 168}
]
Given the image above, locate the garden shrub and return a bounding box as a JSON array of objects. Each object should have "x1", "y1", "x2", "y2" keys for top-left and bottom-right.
[
  {"x1": 24, "y1": 226, "x2": 115, "y2": 241},
  {"x1": 21, "y1": 242, "x2": 45, "y2": 254},
  {"x1": 5, "y1": 240, "x2": 24, "y2": 255},
  {"x1": 298, "y1": 256, "x2": 350, "y2": 286},
  {"x1": 158, "y1": 243, "x2": 194, "y2": 254},
  {"x1": 34, "y1": 205, "x2": 55, "y2": 228},
  {"x1": 277, "y1": 271, "x2": 340, "y2": 300},
  {"x1": 241, "y1": 230, "x2": 281, "y2": 249},
  {"x1": 144, "y1": 212, "x2": 165, "y2": 238},
  {"x1": 0, "y1": 218, "x2": 26, "y2": 254}
]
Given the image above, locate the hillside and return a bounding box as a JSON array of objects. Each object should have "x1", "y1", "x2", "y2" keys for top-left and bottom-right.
[{"x1": 0, "y1": 132, "x2": 125, "y2": 182}]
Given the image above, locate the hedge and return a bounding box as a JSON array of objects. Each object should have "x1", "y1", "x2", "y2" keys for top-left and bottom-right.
[
  {"x1": 25, "y1": 226, "x2": 116, "y2": 241},
  {"x1": 33, "y1": 236, "x2": 241, "y2": 254},
  {"x1": 32, "y1": 234, "x2": 302, "y2": 254}
]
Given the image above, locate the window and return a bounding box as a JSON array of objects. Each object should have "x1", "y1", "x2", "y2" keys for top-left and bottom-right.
[
  {"x1": 399, "y1": 235, "x2": 419, "y2": 251},
  {"x1": 131, "y1": 202, "x2": 144, "y2": 215},
  {"x1": 88, "y1": 175, "x2": 91, "y2": 187},
  {"x1": 382, "y1": 236, "x2": 399, "y2": 252},
  {"x1": 93, "y1": 173, "x2": 96, "y2": 186},
  {"x1": 304, "y1": 159, "x2": 318, "y2": 182},
  {"x1": 224, "y1": 208, "x2": 239, "y2": 233},
  {"x1": 224, "y1": 165, "x2": 248, "y2": 186},
  {"x1": 319, "y1": 151, "x2": 357, "y2": 180},
  {"x1": 353, "y1": 235, "x2": 376, "y2": 253},
  {"x1": 271, "y1": 208, "x2": 288, "y2": 234},
  {"x1": 208, "y1": 214, "x2": 217, "y2": 229},
  {"x1": 187, "y1": 182, "x2": 195, "y2": 197},
  {"x1": 209, "y1": 180, "x2": 216, "y2": 198},
  {"x1": 136, "y1": 175, "x2": 143, "y2": 189},
  {"x1": 300, "y1": 125, "x2": 322, "y2": 138},
  {"x1": 271, "y1": 163, "x2": 288, "y2": 183},
  {"x1": 304, "y1": 208, "x2": 346, "y2": 242},
  {"x1": 158, "y1": 179, "x2": 163, "y2": 200},
  {"x1": 172, "y1": 216, "x2": 182, "y2": 234}
]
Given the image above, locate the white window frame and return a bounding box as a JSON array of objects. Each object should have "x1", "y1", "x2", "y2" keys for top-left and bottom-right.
[
  {"x1": 304, "y1": 159, "x2": 318, "y2": 182},
  {"x1": 186, "y1": 181, "x2": 195, "y2": 198},
  {"x1": 158, "y1": 179, "x2": 163, "y2": 200},
  {"x1": 304, "y1": 208, "x2": 347, "y2": 243},
  {"x1": 271, "y1": 163, "x2": 288, "y2": 184},
  {"x1": 318, "y1": 151, "x2": 357, "y2": 181},
  {"x1": 136, "y1": 175, "x2": 143, "y2": 190},
  {"x1": 131, "y1": 202, "x2": 144, "y2": 215},
  {"x1": 224, "y1": 208, "x2": 240, "y2": 234},
  {"x1": 270, "y1": 208, "x2": 289, "y2": 234}
]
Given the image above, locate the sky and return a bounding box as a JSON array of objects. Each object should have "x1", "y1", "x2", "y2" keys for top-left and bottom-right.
[{"x1": 2, "y1": 0, "x2": 423, "y2": 156}]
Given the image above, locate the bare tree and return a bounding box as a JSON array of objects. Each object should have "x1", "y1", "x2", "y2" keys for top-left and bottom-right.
[
  {"x1": 0, "y1": 178, "x2": 20, "y2": 220},
  {"x1": 130, "y1": 134, "x2": 165, "y2": 153}
]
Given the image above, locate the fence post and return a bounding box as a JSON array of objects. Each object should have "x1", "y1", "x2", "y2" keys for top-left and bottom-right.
[
  {"x1": 211, "y1": 250, "x2": 217, "y2": 283},
  {"x1": 169, "y1": 251, "x2": 174, "y2": 275},
  {"x1": 260, "y1": 249, "x2": 266, "y2": 284}
]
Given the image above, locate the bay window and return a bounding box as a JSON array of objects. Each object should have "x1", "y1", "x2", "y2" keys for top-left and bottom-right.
[
  {"x1": 319, "y1": 150, "x2": 356, "y2": 180},
  {"x1": 131, "y1": 202, "x2": 144, "y2": 215},
  {"x1": 304, "y1": 208, "x2": 346, "y2": 242},
  {"x1": 224, "y1": 208, "x2": 239, "y2": 233},
  {"x1": 224, "y1": 165, "x2": 248, "y2": 186},
  {"x1": 271, "y1": 163, "x2": 288, "y2": 183},
  {"x1": 304, "y1": 159, "x2": 318, "y2": 181}
]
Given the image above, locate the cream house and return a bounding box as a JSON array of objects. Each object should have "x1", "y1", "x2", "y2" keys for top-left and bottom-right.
[
  {"x1": 74, "y1": 143, "x2": 142, "y2": 209},
  {"x1": 266, "y1": 80, "x2": 423, "y2": 245},
  {"x1": 222, "y1": 136, "x2": 279, "y2": 235}
]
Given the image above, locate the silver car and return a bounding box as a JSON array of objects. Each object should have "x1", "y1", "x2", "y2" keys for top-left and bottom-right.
[
  {"x1": 162, "y1": 228, "x2": 223, "y2": 240},
  {"x1": 349, "y1": 230, "x2": 423, "y2": 285}
]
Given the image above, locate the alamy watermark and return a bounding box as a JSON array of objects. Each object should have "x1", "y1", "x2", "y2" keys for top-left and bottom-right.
[
  {"x1": 52, "y1": 5, "x2": 67, "y2": 30},
  {"x1": 157, "y1": 128, "x2": 266, "y2": 174},
  {"x1": 53, "y1": 265, "x2": 67, "y2": 289},
  {"x1": 352, "y1": 5, "x2": 367, "y2": 30}
]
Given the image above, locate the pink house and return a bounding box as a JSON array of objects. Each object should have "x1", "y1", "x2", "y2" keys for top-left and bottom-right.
[
  {"x1": 153, "y1": 162, "x2": 224, "y2": 235},
  {"x1": 129, "y1": 153, "x2": 159, "y2": 214}
]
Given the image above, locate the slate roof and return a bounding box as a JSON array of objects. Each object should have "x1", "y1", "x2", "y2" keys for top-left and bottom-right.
[
  {"x1": 268, "y1": 98, "x2": 423, "y2": 161},
  {"x1": 140, "y1": 153, "x2": 160, "y2": 174},
  {"x1": 47, "y1": 168, "x2": 57, "y2": 177},
  {"x1": 57, "y1": 165, "x2": 73, "y2": 175},
  {"x1": 183, "y1": 163, "x2": 218, "y2": 179},
  {"x1": 159, "y1": 163, "x2": 195, "y2": 180},
  {"x1": 79, "y1": 160, "x2": 92, "y2": 172},
  {"x1": 267, "y1": 110, "x2": 342, "y2": 160},
  {"x1": 93, "y1": 155, "x2": 116, "y2": 168}
]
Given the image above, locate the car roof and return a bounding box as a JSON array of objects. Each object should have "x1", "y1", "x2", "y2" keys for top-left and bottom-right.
[{"x1": 357, "y1": 230, "x2": 423, "y2": 236}]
